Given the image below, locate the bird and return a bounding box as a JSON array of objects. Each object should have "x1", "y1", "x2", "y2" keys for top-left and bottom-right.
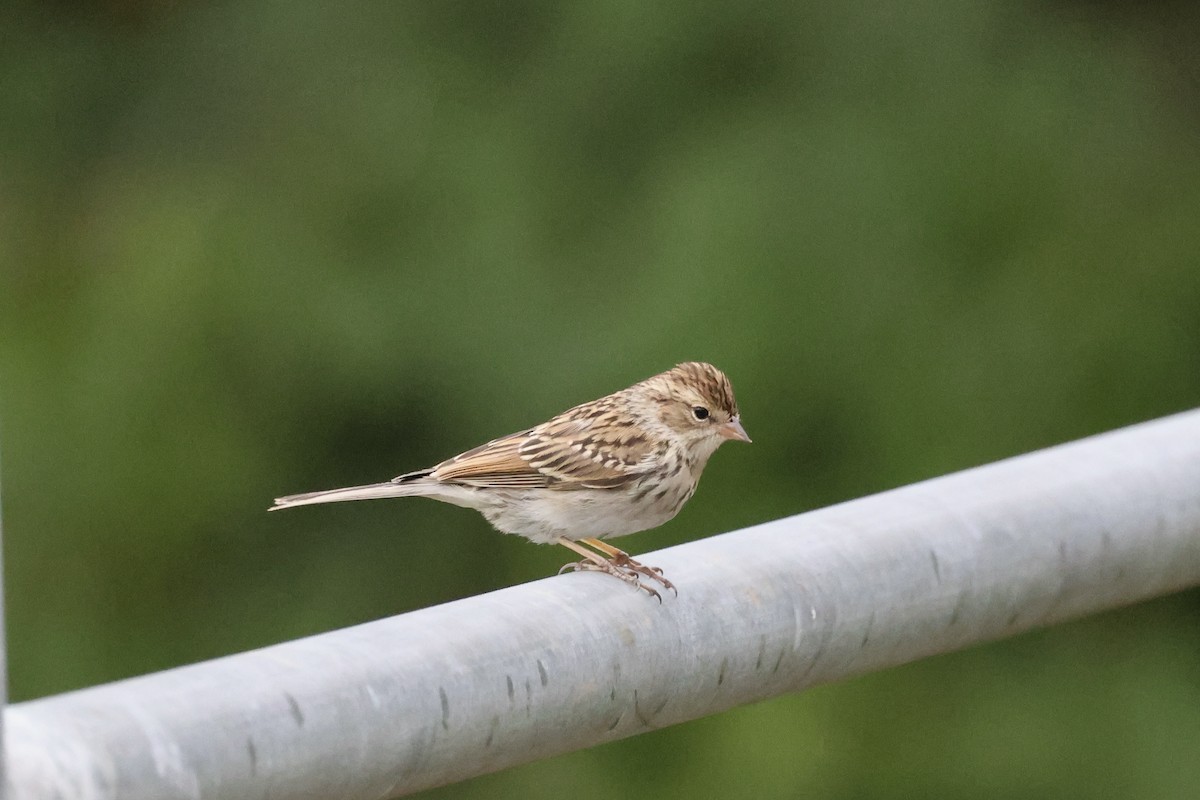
[{"x1": 270, "y1": 362, "x2": 749, "y2": 599}]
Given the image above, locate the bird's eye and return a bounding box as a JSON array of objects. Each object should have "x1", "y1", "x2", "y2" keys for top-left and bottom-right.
[{"x1": 691, "y1": 406, "x2": 710, "y2": 421}]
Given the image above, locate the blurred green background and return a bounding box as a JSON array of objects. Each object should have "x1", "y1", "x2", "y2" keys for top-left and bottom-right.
[{"x1": 3, "y1": 1, "x2": 1200, "y2": 797}]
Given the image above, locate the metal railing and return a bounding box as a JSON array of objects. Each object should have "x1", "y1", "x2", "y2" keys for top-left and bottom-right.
[{"x1": 7, "y1": 409, "x2": 1200, "y2": 799}]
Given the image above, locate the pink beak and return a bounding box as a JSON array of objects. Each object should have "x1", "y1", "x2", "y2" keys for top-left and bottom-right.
[{"x1": 720, "y1": 416, "x2": 751, "y2": 443}]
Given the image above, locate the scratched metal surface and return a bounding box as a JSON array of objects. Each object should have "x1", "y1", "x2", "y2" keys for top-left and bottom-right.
[{"x1": 7, "y1": 409, "x2": 1200, "y2": 799}]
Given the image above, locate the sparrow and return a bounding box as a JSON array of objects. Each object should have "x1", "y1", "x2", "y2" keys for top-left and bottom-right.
[{"x1": 270, "y1": 362, "x2": 749, "y2": 599}]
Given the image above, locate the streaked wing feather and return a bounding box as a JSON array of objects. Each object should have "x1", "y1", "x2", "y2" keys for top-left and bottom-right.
[
  {"x1": 430, "y1": 430, "x2": 551, "y2": 488},
  {"x1": 516, "y1": 435, "x2": 633, "y2": 488},
  {"x1": 425, "y1": 400, "x2": 659, "y2": 491},
  {"x1": 519, "y1": 406, "x2": 657, "y2": 489}
]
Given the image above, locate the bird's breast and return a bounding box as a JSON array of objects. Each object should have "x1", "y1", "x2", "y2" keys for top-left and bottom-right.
[{"x1": 479, "y1": 475, "x2": 698, "y2": 544}]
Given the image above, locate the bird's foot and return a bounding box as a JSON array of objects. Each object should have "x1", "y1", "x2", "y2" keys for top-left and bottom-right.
[
  {"x1": 607, "y1": 552, "x2": 677, "y2": 596},
  {"x1": 558, "y1": 558, "x2": 664, "y2": 602}
]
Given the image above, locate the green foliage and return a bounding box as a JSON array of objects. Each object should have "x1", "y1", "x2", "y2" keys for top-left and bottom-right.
[{"x1": 2, "y1": 1, "x2": 1198, "y2": 797}]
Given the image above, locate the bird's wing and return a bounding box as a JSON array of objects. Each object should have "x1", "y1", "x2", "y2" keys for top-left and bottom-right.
[
  {"x1": 426, "y1": 430, "x2": 551, "y2": 489},
  {"x1": 428, "y1": 404, "x2": 660, "y2": 491}
]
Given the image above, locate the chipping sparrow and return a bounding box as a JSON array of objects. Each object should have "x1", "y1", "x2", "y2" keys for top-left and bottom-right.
[{"x1": 271, "y1": 362, "x2": 749, "y2": 598}]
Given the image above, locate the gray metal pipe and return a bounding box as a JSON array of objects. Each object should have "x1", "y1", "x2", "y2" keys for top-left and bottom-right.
[{"x1": 8, "y1": 409, "x2": 1200, "y2": 799}]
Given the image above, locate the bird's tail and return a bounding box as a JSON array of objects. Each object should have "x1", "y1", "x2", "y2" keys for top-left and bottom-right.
[{"x1": 270, "y1": 474, "x2": 432, "y2": 511}]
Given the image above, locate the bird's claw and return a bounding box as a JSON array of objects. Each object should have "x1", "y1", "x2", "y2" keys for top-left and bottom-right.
[
  {"x1": 608, "y1": 553, "x2": 677, "y2": 596},
  {"x1": 558, "y1": 556, "x2": 671, "y2": 601}
]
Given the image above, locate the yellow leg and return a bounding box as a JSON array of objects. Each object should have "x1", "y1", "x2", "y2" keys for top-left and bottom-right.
[
  {"x1": 580, "y1": 538, "x2": 626, "y2": 558},
  {"x1": 556, "y1": 537, "x2": 612, "y2": 568}
]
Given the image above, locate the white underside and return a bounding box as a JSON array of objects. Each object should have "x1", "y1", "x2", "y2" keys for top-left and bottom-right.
[
  {"x1": 272, "y1": 478, "x2": 696, "y2": 544},
  {"x1": 475, "y1": 486, "x2": 691, "y2": 543}
]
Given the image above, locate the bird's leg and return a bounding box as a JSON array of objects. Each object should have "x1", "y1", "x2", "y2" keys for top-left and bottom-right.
[
  {"x1": 580, "y1": 538, "x2": 676, "y2": 596},
  {"x1": 555, "y1": 537, "x2": 662, "y2": 601}
]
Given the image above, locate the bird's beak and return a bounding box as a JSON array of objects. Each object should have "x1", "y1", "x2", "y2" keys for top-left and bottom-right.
[{"x1": 720, "y1": 416, "x2": 751, "y2": 443}]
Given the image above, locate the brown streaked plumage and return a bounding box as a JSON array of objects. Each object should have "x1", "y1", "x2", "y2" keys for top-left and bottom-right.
[{"x1": 271, "y1": 362, "x2": 749, "y2": 599}]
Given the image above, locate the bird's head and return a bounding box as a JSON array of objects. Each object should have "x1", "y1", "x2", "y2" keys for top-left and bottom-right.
[{"x1": 633, "y1": 362, "x2": 750, "y2": 464}]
